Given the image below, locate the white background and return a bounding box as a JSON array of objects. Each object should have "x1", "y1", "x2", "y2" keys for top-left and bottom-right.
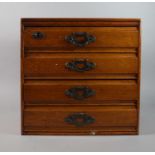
[{"x1": 0, "y1": 2, "x2": 155, "y2": 151}]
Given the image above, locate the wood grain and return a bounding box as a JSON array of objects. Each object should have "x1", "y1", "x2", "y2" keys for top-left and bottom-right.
[
  {"x1": 23, "y1": 27, "x2": 139, "y2": 48},
  {"x1": 25, "y1": 47, "x2": 137, "y2": 53},
  {"x1": 24, "y1": 80, "x2": 138, "y2": 104},
  {"x1": 24, "y1": 53, "x2": 138, "y2": 79},
  {"x1": 22, "y1": 18, "x2": 140, "y2": 27},
  {"x1": 23, "y1": 105, "x2": 137, "y2": 132},
  {"x1": 21, "y1": 18, "x2": 141, "y2": 135}
]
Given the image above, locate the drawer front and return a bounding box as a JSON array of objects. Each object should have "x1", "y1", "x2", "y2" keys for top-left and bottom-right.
[
  {"x1": 24, "y1": 80, "x2": 138, "y2": 104},
  {"x1": 23, "y1": 106, "x2": 137, "y2": 134},
  {"x1": 23, "y1": 27, "x2": 139, "y2": 48},
  {"x1": 24, "y1": 53, "x2": 138, "y2": 79}
]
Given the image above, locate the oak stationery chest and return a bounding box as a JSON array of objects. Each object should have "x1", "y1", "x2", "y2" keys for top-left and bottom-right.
[{"x1": 21, "y1": 18, "x2": 141, "y2": 135}]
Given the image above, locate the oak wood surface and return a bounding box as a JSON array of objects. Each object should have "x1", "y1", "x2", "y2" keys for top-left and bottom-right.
[
  {"x1": 23, "y1": 27, "x2": 139, "y2": 48},
  {"x1": 23, "y1": 105, "x2": 137, "y2": 133},
  {"x1": 22, "y1": 18, "x2": 140, "y2": 27},
  {"x1": 24, "y1": 80, "x2": 138, "y2": 104},
  {"x1": 21, "y1": 18, "x2": 141, "y2": 135},
  {"x1": 24, "y1": 53, "x2": 138, "y2": 79},
  {"x1": 25, "y1": 47, "x2": 137, "y2": 53}
]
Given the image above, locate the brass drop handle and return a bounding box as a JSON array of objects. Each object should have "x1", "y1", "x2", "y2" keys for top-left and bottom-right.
[
  {"x1": 65, "y1": 113, "x2": 95, "y2": 127},
  {"x1": 65, "y1": 86, "x2": 96, "y2": 100},
  {"x1": 65, "y1": 59, "x2": 96, "y2": 72},
  {"x1": 65, "y1": 32, "x2": 96, "y2": 47}
]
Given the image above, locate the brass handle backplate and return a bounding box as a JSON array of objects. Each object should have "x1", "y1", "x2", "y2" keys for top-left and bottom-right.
[
  {"x1": 65, "y1": 113, "x2": 95, "y2": 127},
  {"x1": 65, "y1": 86, "x2": 96, "y2": 100},
  {"x1": 65, "y1": 59, "x2": 96, "y2": 72},
  {"x1": 65, "y1": 32, "x2": 96, "y2": 47}
]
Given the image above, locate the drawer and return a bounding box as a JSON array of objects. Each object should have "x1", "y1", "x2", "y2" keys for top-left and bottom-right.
[
  {"x1": 23, "y1": 27, "x2": 139, "y2": 48},
  {"x1": 24, "y1": 80, "x2": 138, "y2": 104},
  {"x1": 23, "y1": 105, "x2": 137, "y2": 135},
  {"x1": 24, "y1": 53, "x2": 138, "y2": 79}
]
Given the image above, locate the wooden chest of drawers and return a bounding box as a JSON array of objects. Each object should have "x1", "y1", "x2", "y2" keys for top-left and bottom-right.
[{"x1": 21, "y1": 18, "x2": 141, "y2": 135}]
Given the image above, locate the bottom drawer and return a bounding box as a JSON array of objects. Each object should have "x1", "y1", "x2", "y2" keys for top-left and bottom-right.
[{"x1": 23, "y1": 105, "x2": 138, "y2": 135}]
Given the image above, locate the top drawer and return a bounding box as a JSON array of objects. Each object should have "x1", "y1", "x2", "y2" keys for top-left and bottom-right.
[{"x1": 23, "y1": 27, "x2": 139, "y2": 48}]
